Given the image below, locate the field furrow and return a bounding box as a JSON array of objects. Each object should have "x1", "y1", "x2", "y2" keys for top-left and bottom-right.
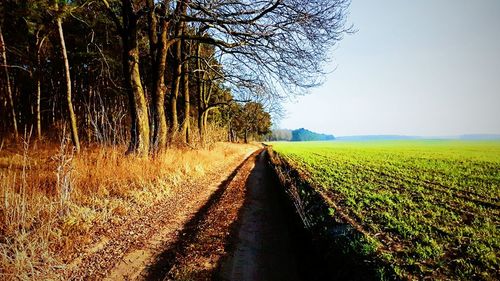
[{"x1": 270, "y1": 140, "x2": 500, "y2": 280}]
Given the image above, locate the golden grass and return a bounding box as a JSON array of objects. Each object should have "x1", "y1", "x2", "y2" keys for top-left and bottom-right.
[{"x1": 0, "y1": 138, "x2": 256, "y2": 280}]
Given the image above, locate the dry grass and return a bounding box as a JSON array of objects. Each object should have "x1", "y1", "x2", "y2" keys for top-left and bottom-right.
[{"x1": 0, "y1": 137, "x2": 256, "y2": 280}]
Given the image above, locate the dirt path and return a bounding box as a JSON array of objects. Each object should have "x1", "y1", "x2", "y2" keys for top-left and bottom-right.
[
  {"x1": 65, "y1": 147, "x2": 258, "y2": 280},
  {"x1": 143, "y1": 149, "x2": 323, "y2": 281},
  {"x1": 70, "y1": 148, "x2": 325, "y2": 280},
  {"x1": 219, "y1": 150, "x2": 302, "y2": 281}
]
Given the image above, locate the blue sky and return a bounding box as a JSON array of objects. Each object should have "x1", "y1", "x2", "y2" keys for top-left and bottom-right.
[{"x1": 279, "y1": 0, "x2": 500, "y2": 136}]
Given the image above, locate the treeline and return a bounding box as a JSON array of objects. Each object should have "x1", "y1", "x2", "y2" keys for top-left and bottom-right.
[
  {"x1": 0, "y1": 0, "x2": 350, "y2": 155},
  {"x1": 292, "y1": 128, "x2": 335, "y2": 141},
  {"x1": 269, "y1": 128, "x2": 335, "y2": 141}
]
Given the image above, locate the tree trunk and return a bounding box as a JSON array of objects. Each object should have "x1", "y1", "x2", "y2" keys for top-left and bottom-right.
[
  {"x1": 198, "y1": 108, "x2": 204, "y2": 142},
  {"x1": 36, "y1": 76, "x2": 41, "y2": 139},
  {"x1": 169, "y1": 38, "x2": 182, "y2": 141},
  {"x1": 180, "y1": 40, "x2": 190, "y2": 144},
  {"x1": 181, "y1": 72, "x2": 190, "y2": 144},
  {"x1": 0, "y1": 25, "x2": 18, "y2": 139},
  {"x1": 56, "y1": 17, "x2": 80, "y2": 153},
  {"x1": 35, "y1": 33, "x2": 46, "y2": 140},
  {"x1": 202, "y1": 108, "x2": 211, "y2": 136},
  {"x1": 151, "y1": 19, "x2": 169, "y2": 152},
  {"x1": 122, "y1": 0, "x2": 150, "y2": 156},
  {"x1": 86, "y1": 86, "x2": 93, "y2": 143},
  {"x1": 196, "y1": 42, "x2": 205, "y2": 143},
  {"x1": 169, "y1": 0, "x2": 188, "y2": 143},
  {"x1": 147, "y1": 0, "x2": 158, "y2": 145},
  {"x1": 146, "y1": 0, "x2": 158, "y2": 62}
]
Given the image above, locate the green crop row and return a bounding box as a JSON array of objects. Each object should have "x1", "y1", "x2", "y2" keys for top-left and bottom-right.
[{"x1": 270, "y1": 140, "x2": 500, "y2": 280}]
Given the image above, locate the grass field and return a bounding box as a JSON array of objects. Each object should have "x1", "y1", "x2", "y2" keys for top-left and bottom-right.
[
  {"x1": 0, "y1": 141, "x2": 255, "y2": 279},
  {"x1": 270, "y1": 140, "x2": 499, "y2": 280}
]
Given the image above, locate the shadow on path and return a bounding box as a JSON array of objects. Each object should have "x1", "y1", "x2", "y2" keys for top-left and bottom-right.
[
  {"x1": 142, "y1": 150, "x2": 260, "y2": 280},
  {"x1": 144, "y1": 149, "x2": 374, "y2": 281}
]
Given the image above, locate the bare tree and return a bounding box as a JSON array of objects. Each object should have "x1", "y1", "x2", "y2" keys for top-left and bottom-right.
[
  {"x1": 54, "y1": 0, "x2": 80, "y2": 153},
  {"x1": 148, "y1": 0, "x2": 189, "y2": 150},
  {"x1": 150, "y1": 1, "x2": 171, "y2": 152},
  {"x1": 180, "y1": 37, "x2": 190, "y2": 144},
  {"x1": 172, "y1": 0, "x2": 351, "y2": 144},
  {"x1": 100, "y1": 0, "x2": 150, "y2": 156},
  {"x1": 34, "y1": 30, "x2": 47, "y2": 140},
  {"x1": 185, "y1": 0, "x2": 351, "y2": 101},
  {"x1": 168, "y1": 1, "x2": 188, "y2": 142}
]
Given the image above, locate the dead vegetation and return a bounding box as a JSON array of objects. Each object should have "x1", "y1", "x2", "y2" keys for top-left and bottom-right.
[{"x1": 0, "y1": 136, "x2": 256, "y2": 280}]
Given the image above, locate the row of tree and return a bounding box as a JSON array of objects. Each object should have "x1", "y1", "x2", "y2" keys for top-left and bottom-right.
[{"x1": 0, "y1": 0, "x2": 350, "y2": 155}]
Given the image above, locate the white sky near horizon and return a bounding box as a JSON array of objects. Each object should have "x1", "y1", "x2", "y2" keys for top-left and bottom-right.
[{"x1": 279, "y1": 0, "x2": 500, "y2": 137}]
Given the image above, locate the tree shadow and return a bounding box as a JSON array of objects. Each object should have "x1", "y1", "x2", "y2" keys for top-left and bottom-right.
[
  {"x1": 214, "y1": 151, "x2": 378, "y2": 281},
  {"x1": 143, "y1": 149, "x2": 377, "y2": 281},
  {"x1": 142, "y1": 150, "x2": 259, "y2": 280}
]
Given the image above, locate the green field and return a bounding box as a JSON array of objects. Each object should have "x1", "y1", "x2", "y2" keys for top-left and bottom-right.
[{"x1": 270, "y1": 140, "x2": 499, "y2": 280}]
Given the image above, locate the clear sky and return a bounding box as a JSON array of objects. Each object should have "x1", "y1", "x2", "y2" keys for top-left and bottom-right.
[{"x1": 279, "y1": 0, "x2": 500, "y2": 137}]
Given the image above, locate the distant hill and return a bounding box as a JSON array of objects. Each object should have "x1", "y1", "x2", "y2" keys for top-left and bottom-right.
[
  {"x1": 458, "y1": 134, "x2": 500, "y2": 140},
  {"x1": 270, "y1": 131, "x2": 500, "y2": 142},
  {"x1": 335, "y1": 134, "x2": 500, "y2": 141},
  {"x1": 291, "y1": 128, "x2": 335, "y2": 141}
]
